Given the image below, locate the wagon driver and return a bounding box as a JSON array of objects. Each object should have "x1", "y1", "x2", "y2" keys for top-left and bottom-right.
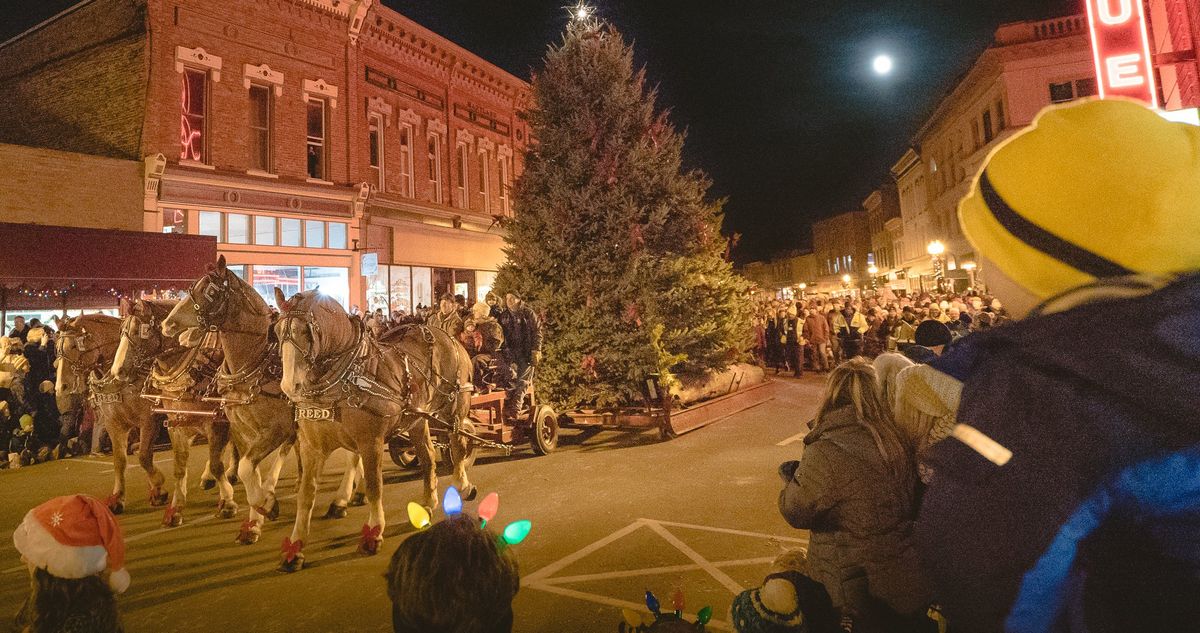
[{"x1": 497, "y1": 292, "x2": 542, "y2": 419}]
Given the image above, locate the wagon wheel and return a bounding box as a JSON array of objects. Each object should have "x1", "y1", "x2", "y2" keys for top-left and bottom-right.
[
  {"x1": 530, "y1": 405, "x2": 558, "y2": 456},
  {"x1": 387, "y1": 435, "x2": 421, "y2": 470}
]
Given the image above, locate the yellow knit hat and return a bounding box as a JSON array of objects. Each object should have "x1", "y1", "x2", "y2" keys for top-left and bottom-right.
[{"x1": 958, "y1": 98, "x2": 1200, "y2": 300}]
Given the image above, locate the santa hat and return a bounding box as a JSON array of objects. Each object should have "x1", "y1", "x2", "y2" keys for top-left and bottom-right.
[{"x1": 12, "y1": 495, "x2": 129, "y2": 593}]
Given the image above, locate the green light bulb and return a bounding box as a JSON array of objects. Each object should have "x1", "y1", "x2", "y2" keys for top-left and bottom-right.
[{"x1": 502, "y1": 520, "x2": 532, "y2": 545}]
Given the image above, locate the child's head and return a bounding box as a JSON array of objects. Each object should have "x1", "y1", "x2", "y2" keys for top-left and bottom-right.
[
  {"x1": 386, "y1": 514, "x2": 519, "y2": 633},
  {"x1": 13, "y1": 495, "x2": 127, "y2": 633}
]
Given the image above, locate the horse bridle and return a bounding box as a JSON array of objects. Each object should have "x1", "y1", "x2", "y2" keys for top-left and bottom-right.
[
  {"x1": 56, "y1": 328, "x2": 118, "y2": 397},
  {"x1": 188, "y1": 270, "x2": 267, "y2": 335},
  {"x1": 119, "y1": 311, "x2": 167, "y2": 377}
]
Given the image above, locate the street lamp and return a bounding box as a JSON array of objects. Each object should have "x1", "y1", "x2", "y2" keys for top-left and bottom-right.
[
  {"x1": 798, "y1": 282, "x2": 807, "y2": 301},
  {"x1": 867, "y1": 265, "x2": 879, "y2": 292},
  {"x1": 927, "y1": 240, "x2": 946, "y2": 293},
  {"x1": 841, "y1": 274, "x2": 852, "y2": 297}
]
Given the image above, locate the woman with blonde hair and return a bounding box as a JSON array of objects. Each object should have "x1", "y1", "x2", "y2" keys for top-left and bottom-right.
[{"x1": 777, "y1": 358, "x2": 929, "y2": 632}]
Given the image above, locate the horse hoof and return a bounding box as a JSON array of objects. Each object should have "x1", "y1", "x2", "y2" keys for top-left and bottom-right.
[
  {"x1": 216, "y1": 503, "x2": 239, "y2": 520},
  {"x1": 277, "y1": 555, "x2": 305, "y2": 573},
  {"x1": 162, "y1": 511, "x2": 184, "y2": 528},
  {"x1": 324, "y1": 503, "x2": 348, "y2": 520},
  {"x1": 200, "y1": 478, "x2": 217, "y2": 491},
  {"x1": 149, "y1": 490, "x2": 169, "y2": 507},
  {"x1": 264, "y1": 498, "x2": 280, "y2": 521},
  {"x1": 357, "y1": 537, "x2": 382, "y2": 556},
  {"x1": 349, "y1": 492, "x2": 366, "y2": 507},
  {"x1": 236, "y1": 523, "x2": 261, "y2": 545},
  {"x1": 461, "y1": 486, "x2": 478, "y2": 502},
  {"x1": 108, "y1": 500, "x2": 125, "y2": 515}
]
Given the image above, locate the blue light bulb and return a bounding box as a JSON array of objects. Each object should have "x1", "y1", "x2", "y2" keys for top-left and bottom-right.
[{"x1": 444, "y1": 486, "x2": 462, "y2": 516}]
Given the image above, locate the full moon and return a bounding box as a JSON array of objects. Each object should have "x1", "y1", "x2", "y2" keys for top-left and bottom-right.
[{"x1": 873, "y1": 54, "x2": 894, "y2": 76}]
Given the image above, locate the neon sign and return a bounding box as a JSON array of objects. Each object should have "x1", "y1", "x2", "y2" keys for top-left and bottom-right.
[
  {"x1": 180, "y1": 70, "x2": 204, "y2": 161},
  {"x1": 1085, "y1": 0, "x2": 1158, "y2": 107}
]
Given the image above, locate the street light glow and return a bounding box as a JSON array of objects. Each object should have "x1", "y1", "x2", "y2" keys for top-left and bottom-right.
[
  {"x1": 841, "y1": 274, "x2": 852, "y2": 284},
  {"x1": 872, "y1": 54, "x2": 894, "y2": 76},
  {"x1": 927, "y1": 240, "x2": 945, "y2": 256},
  {"x1": 867, "y1": 265, "x2": 879, "y2": 275}
]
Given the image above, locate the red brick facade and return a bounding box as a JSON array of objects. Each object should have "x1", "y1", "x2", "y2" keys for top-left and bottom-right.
[{"x1": 0, "y1": 0, "x2": 530, "y2": 310}]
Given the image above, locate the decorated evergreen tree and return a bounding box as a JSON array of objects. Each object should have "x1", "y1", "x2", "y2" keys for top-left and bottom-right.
[{"x1": 497, "y1": 14, "x2": 753, "y2": 410}]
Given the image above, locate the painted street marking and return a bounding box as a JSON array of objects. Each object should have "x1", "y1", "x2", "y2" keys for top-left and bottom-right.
[
  {"x1": 100, "y1": 457, "x2": 174, "y2": 473},
  {"x1": 644, "y1": 520, "x2": 744, "y2": 594},
  {"x1": 523, "y1": 518, "x2": 807, "y2": 631},
  {"x1": 776, "y1": 430, "x2": 808, "y2": 446}
]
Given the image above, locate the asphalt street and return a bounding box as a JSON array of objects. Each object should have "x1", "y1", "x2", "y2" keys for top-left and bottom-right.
[{"x1": 0, "y1": 376, "x2": 824, "y2": 633}]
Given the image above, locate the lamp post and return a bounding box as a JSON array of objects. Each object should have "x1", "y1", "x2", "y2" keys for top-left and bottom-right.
[
  {"x1": 841, "y1": 273, "x2": 852, "y2": 298},
  {"x1": 867, "y1": 265, "x2": 879, "y2": 293},
  {"x1": 798, "y1": 283, "x2": 807, "y2": 302},
  {"x1": 927, "y1": 240, "x2": 945, "y2": 293}
]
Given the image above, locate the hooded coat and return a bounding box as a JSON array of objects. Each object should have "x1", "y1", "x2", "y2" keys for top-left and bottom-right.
[
  {"x1": 919, "y1": 273, "x2": 1200, "y2": 633},
  {"x1": 778, "y1": 406, "x2": 928, "y2": 621}
]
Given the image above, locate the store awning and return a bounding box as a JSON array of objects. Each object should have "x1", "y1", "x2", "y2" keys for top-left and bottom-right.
[{"x1": 0, "y1": 223, "x2": 217, "y2": 309}]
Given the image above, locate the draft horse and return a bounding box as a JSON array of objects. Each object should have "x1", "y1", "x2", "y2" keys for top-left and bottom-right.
[
  {"x1": 111, "y1": 299, "x2": 237, "y2": 526},
  {"x1": 274, "y1": 288, "x2": 478, "y2": 571},
  {"x1": 161, "y1": 257, "x2": 364, "y2": 545},
  {"x1": 55, "y1": 314, "x2": 170, "y2": 513}
]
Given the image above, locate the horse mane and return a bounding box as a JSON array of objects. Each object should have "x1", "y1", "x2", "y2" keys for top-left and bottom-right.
[
  {"x1": 140, "y1": 299, "x2": 180, "y2": 321},
  {"x1": 287, "y1": 290, "x2": 357, "y2": 356},
  {"x1": 63, "y1": 313, "x2": 122, "y2": 336}
]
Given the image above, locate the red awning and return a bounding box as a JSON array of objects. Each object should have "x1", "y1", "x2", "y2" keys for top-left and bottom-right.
[{"x1": 0, "y1": 223, "x2": 217, "y2": 308}]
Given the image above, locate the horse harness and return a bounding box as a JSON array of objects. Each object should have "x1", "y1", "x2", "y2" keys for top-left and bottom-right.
[{"x1": 57, "y1": 327, "x2": 123, "y2": 406}]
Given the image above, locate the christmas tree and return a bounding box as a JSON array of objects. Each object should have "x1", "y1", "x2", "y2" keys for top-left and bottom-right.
[{"x1": 497, "y1": 12, "x2": 753, "y2": 410}]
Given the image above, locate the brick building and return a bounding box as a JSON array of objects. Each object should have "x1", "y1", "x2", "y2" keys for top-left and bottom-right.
[
  {"x1": 863, "y1": 184, "x2": 902, "y2": 291},
  {"x1": 811, "y1": 210, "x2": 870, "y2": 296},
  {"x1": 0, "y1": 0, "x2": 529, "y2": 312}
]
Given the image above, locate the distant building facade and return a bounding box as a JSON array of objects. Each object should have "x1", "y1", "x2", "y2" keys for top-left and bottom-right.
[
  {"x1": 0, "y1": 0, "x2": 529, "y2": 312},
  {"x1": 812, "y1": 210, "x2": 869, "y2": 295}
]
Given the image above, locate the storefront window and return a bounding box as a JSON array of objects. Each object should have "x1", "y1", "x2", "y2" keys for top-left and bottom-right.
[
  {"x1": 328, "y1": 222, "x2": 347, "y2": 250},
  {"x1": 303, "y1": 266, "x2": 349, "y2": 308},
  {"x1": 281, "y1": 218, "x2": 301, "y2": 247},
  {"x1": 389, "y1": 265, "x2": 412, "y2": 314},
  {"x1": 305, "y1": 220, "x2": 326, "y2": 249},
  {"x1": 255, "y1": 216, "x2": 276, "y2": 245},
  {"x1": 226, "y1": 213, "x2": 249, "y2": 244},
  {"x1": 366, "y1": 266, "x2": 390, "y2": 314},
  {"x1": 162, "y1": 209, "x2": 186, "y2": 234},
  {"x1": 252, "y1": 265, "x2": 299, "y2": 308},
  {"x1": 412, "y1": 266, "x2": 432, "y2": 310},
  {"x1": 227, "y1": 265, "x2": 247, "y2": 280},
  {"x1": 476, "y1": 271, "x2": 497, "y2": 304},
  {"x1": 198, "y1": 211, "x2": 221, "y2": 239}
]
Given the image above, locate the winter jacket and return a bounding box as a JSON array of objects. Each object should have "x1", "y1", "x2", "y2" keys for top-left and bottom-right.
[
  {"x1": 831, "y1": 311, "x2": 869, "y2": 340},
  {"x1": 426, "y1": 310, "x2": 464, "y2": 339},
  {"x1": 778, "y1": 406, "x2": 928, "y2": 621},
  {"x1": 497, "y1": 304, "x2": 542, "y2": 362},
  {"x1": 804, "y1": 314, "x2": 831, "y2": 344},
  {"x1": 919, "y1": 273, "x2": 1200, "y2": 633}
]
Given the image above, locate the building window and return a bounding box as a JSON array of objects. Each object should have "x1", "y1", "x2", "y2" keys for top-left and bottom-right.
[
  {"x1": 1075, "y1": 78, "x2": 1097, "y2": 98},
  {"x1": 328, "y1": 222, "x2": 347, "y2": 250},
  {"x1": 254, "y1": 216, "x2": 276, "y2": 245},
  {"x1": 399, "y1": 123, "x2": 414, "y2": 197},
  {"x1": 427, "y1": 134, "x2": 443, "y2": 203},
  {"x1": 995, "y1": 97, "x2": 1006, "y2": 131},
  {"x1": 1049, "y1": 81, "x2": 1075, "y2": 104},
  {"x1": 478, "y1": 150, "x2": 490, "y2": 213},
  {"x1": 248, "y1": 84, "x2": 272, "y2": 172},
  {"x1": 499, "y1": 156, "x2": 511, "y2": 214},
  {"x1": 982, "y1": 110, "x2": 994, "y2": 143},
  {"x1": 253, "y1": 265, "x2": 300, "y2": 308},
  {"x1": 307, "y1": 98, "x2": 328, "y2": 180},
  {"x1": 304, "y1": 220, "x2": 326, "y2": 248},
  {"x1": 303, "y1": 266, "x2": 350, "y2": 308},
  {"x1": 198, "y1": 211, "x2": 221, "y2": 238},
  {"x1": 226, "y1": 213, "x2": 249, "y2": 244},
  {"x1": 456, "y1": 143, "x2": 469, "y2": 208},
  {"x1": 281, "y1": 218, "x2": 301, "y2": 247},
  {"x1": 180, "y1": 68, "x2": 208, "y2": 163},
  {"x1": 368, "y1": 113, "x2": 384, "y2": 190},
  {"x1": 162, "y1": 209, "x2": 186, "y2": 234}
]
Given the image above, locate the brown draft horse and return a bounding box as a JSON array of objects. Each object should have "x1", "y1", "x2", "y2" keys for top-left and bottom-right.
[
  {"x1": 161, "y1": 257, "x2": 363, "y2": 545},
  {"x1": 54, "y1": 314, "x2": 169, "y2": 513},
  {"x1": 273, "y1": 287, "x2": 478, "y2": 571},
  {"x1": 111, "y1": 299, "x2": 237, "y2": 526}
]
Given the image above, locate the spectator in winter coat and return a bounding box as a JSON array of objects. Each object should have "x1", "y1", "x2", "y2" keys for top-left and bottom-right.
[
  {"x1": 778, "y1": 359, "x2": 928, "y2": 630},
  {"x1": 7, "y1": 317, "x2": 29, "y2": 343},
  {"x1": 497, "y1": 293, "x2": 542, "y2": 414},
  {"x1": 918, "y1": 99, "x2": 1200, "y2": 632},
  {"x1": 831, "y1": 307, "x2": 868, "y2": 360},
  {"x1": 765, "y1": 312, "x2": 786, "y2": 373},
  {"x1": 803, "y1": 308, "x2": 831, "y2": 373},
  {"x1": 784, "y1": 307, "x2": 803, "y2": 378},
  {"x1": 427, "y1": 297, "x2": 465, "y2": 339},
  {"x1": 944, "y1": 307, "x2": 968, "y2": 339}
]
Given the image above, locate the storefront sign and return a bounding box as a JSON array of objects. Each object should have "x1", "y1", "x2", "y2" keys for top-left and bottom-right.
[
  {"x1": 1085, "y1": 0, "x2": 1158, "y2": 107},
  {"x1": 361, "y1": 252, "x2": 378, "y2": 277}
]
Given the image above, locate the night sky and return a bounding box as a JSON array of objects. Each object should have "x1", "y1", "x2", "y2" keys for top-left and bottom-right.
[{"x1": 4, "y1": 0, "x2": 1078, "y2": 262}]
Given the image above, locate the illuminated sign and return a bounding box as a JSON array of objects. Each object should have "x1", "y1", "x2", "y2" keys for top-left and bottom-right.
[{"x1": 1085, "y1": 0, "x2": 1158, "y2": 107}]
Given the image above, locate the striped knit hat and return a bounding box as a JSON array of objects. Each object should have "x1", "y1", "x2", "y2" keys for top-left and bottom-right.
[{"x1": 958, "y1": 99, "x2": 1200, "y2": 300}]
